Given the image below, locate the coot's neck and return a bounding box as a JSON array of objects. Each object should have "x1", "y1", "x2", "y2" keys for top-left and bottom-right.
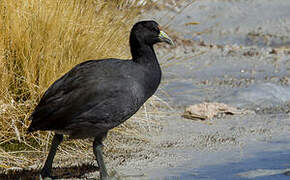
[{"x1": 130, "y1": 39, "x2": 159, "y2": 66}]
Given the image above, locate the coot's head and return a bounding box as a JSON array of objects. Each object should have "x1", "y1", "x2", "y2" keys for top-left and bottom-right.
[{"x1": 130, "y1": 20, "x2": 174, "y2": 47}]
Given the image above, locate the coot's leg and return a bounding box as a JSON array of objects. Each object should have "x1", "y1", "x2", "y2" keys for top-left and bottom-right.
[
  {"x1": 93, "y1": 133, "x2": 109, "y2": 180},
  {"x1": 40, "y1": 133, "x2": 63, "y2": 178}
]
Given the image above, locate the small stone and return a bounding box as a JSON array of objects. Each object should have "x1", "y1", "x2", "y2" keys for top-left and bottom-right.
[{"x1": 269, "y1": 48, "x2": 278, "y2": 54}]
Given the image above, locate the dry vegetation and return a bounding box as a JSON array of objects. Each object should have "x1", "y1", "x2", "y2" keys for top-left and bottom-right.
[{"x1": 0, "y1": 0, "x2": 163, "y2": 170}]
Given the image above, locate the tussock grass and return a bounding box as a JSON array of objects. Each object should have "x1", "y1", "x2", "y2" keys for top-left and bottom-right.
[{"x1": 0, "y1": 0, "x2": 163, "y2": 170}]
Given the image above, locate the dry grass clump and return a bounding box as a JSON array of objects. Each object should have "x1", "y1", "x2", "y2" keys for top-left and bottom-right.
[{"x1": 0, "y1": 0, "x2": 162, "y2": 170}]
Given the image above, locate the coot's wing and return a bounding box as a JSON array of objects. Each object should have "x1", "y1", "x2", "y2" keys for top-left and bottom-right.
[
  {"x1": 28, "y1": 60, "x2": 143, "y2": 132},
  {"x1": 62, "y1": 76, "x2": 145, "y2": 138}
]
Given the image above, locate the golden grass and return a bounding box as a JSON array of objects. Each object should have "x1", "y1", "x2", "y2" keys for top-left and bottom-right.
[{"x1": 0, "y1": 0, "x2": 164, "y2": 170}]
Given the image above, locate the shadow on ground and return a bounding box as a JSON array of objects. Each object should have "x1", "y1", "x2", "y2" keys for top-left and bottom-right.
[{"x1": 0, "y1": 163, "x2": 98, "y2": 180}]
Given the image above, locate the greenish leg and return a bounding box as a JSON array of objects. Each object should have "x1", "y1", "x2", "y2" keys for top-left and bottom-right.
[
  {"x1": 40, "y1": 133, "x2": 63, "y2": 179},
  {"x1": 93, "y1": 137, "x2": 109, "y2": 180}
]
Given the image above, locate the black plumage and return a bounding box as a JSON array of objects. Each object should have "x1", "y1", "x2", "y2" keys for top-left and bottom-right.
[{"x1": 28, "y1": 20, "x2": 173, "y2": 179}]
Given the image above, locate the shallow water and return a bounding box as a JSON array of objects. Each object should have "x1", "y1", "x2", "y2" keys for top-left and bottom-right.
[
  {"x1": 182, "y1": 150, "x2": 290, "y2": 180},
  {"x1": 171, "y1": 135, "x2": 290, "y2": 179}
]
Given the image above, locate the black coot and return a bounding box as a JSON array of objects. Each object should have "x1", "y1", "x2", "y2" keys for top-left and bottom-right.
[{"x1": 28, "y1": 20, "x2": 174, "y2": 179}]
